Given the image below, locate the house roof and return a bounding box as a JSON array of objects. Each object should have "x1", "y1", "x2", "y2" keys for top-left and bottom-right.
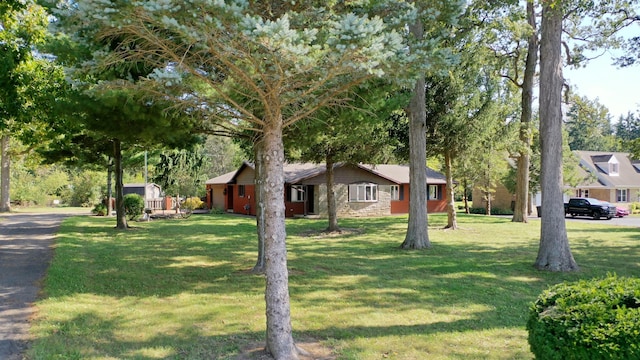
[
  {"x1": 205, "y1": 162, "x2": 448, "y2": 185},
  {"x1": 356, "y1": 164, "x2": 447, "y2": 184},
  {"x1": 205, "y1": 170, "x2": 237, "y2": 185},
  {"x1": 574, "y1": 150, "x2": 640, "y2": 188}
]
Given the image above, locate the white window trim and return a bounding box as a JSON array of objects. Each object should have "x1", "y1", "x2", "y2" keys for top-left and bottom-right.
[
  {"x1": 428, "y1": 185, "x2": 440, "y2": 200},
  {"x1": 349, "y1": 183, "x2": 378, "y2": 202},
  {"x1": 291, "y1": 185, "x2": 305, "y2": 202},
  {"x1": 390, "y1": 185, "x2": 400, "y2": 201},
  {"x1": 617, "y1": 188, "x2": 628, "y2": 202}
]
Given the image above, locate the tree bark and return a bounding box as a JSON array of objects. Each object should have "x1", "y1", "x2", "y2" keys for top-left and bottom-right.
[
  {"x1": 444, "y1": 149, "x2": 457, "y2": 229},
  {"x1": 252, "y1": 139, "x2": 266, "y2": 274},
  {"x1": 0, "y1": 135, "x2": 11, "y2": 213},
  {"x1": 114, "y1": 139, "x2": 128, "y2": 229},
  {"x1": 401, "y1": 17, "x2": 430, "y2": 250},
  {"x1": 107, "y1": 157, "x2": 113, "y2": 217},
  {"x1": 325, "y1": 153, "x2": 340, "y2": 232},
  {"x1": 535, "y1": 2, "x2": 578, "y2": 272},
  {"x1": 262, "y1": 118, "x2": 298, "y2": 359},
  {"x1": 512, "y1": 0, "x2": 538, "y2": 223},
  {"x1": 463, "y1": 178, "x2": 470, "y2": 214}
]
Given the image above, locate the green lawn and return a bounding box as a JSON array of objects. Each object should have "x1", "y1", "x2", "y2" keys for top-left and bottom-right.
[{"x1": 29, "y1": 213, "x2": 640, "y2": 359}]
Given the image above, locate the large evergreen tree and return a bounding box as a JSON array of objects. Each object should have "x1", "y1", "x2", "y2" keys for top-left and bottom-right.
[{"x1": 54, "y1": 2, "x2": 461, "y2": 358}]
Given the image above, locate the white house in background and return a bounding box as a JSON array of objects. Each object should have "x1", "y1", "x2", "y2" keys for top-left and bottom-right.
[{"x1": 570, "y1": 151, "x2": 640, "y2": 208}]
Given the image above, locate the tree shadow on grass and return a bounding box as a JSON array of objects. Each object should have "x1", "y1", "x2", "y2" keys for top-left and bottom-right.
[{"x1": 36, "y1": 213, "x2": 640, "y2": 359}]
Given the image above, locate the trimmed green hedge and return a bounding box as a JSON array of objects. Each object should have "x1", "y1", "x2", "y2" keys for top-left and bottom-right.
[
  {"x1": 469, "y1": 207, "x2": 513, "y2": 215},
  {"x1": 527, "y1": 275, "x2": 640, "y2": 360}
]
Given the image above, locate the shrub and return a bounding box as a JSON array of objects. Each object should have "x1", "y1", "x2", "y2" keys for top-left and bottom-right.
[
  {"x1": 181, "y1": 197, "x2": 204, "y2": 218},
  {"x1": 527, "y1": 274, "x2": 640, "y2": 360},
  {"x1": 630, "y1": 202, "x2": 640, "y2": 214},
  {"x1": 92, "y1": 203, "x2": 107, "y2": 216},
  {"x1": 123, "y1": 194, "x2": 145, "y2": 220},
  {"x1": 468, "y1": 207, "x2": 513, "y2": 215}
]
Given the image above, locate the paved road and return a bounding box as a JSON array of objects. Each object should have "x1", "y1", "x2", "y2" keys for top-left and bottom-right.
[{"x1": 0, "y1": 212, "x2": 87, "y2": 360}]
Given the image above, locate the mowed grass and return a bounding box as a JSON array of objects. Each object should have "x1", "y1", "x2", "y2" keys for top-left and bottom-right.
[{"x1": 29, "y1": 213, "x2": 640, "y2": 359}]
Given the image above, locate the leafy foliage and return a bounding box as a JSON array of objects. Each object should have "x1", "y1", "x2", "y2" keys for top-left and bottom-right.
[
  {"x1": 565, "y1": 94, "x2": 616, "y2": 151},
  {"x1": 123, "y1": 194, "x2": 145, "y2": 220},
  {"x1": 528, "y1": 274, "x2": 640, "y2": 360},
  {"x1": 181, "y1": 197, "x2": 204, "y2": 217}
]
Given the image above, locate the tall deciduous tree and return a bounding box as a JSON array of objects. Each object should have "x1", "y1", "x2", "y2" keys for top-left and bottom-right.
[
  {"x1": 535, "y1": 1, "x2": 578, "y2": 272},
  {"x1": 0, "y1": 1, "x2": 51, "y2": 212},
  {"x1": 62, "y1": 2, "x2": 455, "y2": 358},
  {"x1": 512, "y1": 0, "x2": 538, "y2": 223}
]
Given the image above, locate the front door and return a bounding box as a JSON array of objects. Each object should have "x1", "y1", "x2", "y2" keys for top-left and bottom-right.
[
  {"x1": 226, "y1": 185, "x2": 233, "y2": 211},
  {"x1": 306, "y1": 185, "x2": 315, "y2": 214}
]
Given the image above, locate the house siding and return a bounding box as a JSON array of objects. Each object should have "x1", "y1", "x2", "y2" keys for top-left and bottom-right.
[
  {"x1": 472, "y1": 184, "x2": 514, "y2": 210},
  {"x1": 315, "y1": 184, "x2": 392, "y2": 217},
  {"x1": 207, "y1": 184, "x2": 226, "y2": 210}
]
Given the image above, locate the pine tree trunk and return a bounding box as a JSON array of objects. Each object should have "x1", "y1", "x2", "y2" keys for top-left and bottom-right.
[
  {"x1": 401, "y1": 16, "x2": 430, "y2": 249},
  {"x1": 107, "y1": 157, "x2": 113, "y2": 217},
  {"x1": 262, "y1": 118, "x2": 298, "y2": 359},
  {"x1": 252, "y1": 139, "x2": 266, "y2": 274},
  {"x1": 114, "y1": 139, "x2": 128, "y2": 229},
  {"x1": 535, "y1": 2, "x2": 578, "y2": 272},
  {"x1": 0, "y1": 135, "x2": 11, "y2": 212},
  {"x1": 512, "y1": 0, "x2": 538, "y2": 223},
  {"x1": 444, "y1": 150, "x2": 457, "y2": 229},
  {"x1": 326, "y1": 153, "x2": 340, "y2": 232}
]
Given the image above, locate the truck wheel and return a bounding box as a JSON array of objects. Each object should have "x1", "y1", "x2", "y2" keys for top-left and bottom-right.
[
  {"x1": 592, "y1": 211, "x2": 600, "y2": 220},
  {"x1": 571, "y1": 213, "x2": 577, "y2": 218}
]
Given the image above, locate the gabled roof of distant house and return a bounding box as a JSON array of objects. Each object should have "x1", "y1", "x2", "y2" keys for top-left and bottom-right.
[
  {"x1": 205, "y1": 161, "x2": 448, "y2": 185},
  {"x1": 574, "y1": 150, "x2": 640, "y2": 188},
  {"x1": 205, "y1": 170, "x2": 237, "y2": 185}
]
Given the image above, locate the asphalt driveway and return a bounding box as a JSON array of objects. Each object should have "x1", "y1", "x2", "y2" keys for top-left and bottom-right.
[{"x1": 0, "y1": 211, "x2": 87, "y2": 360}]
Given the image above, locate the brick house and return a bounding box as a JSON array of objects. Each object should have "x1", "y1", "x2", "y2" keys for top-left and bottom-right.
[{"x1": 205, "y1": 162, "x2": 449, "y2": 217}]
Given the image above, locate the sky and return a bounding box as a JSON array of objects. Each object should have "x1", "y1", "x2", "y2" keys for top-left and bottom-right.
[{"x1": 564, "y1": 54, "x2": 640, "y2": 121}]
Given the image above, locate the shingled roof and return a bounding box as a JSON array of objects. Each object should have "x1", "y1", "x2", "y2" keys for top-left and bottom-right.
[
  {"x1": 206, "y1": 162, "x2": 448, "y2": 185},
  {"x1": 574, "y1": 150, "x2": 640, "y2": 188}
]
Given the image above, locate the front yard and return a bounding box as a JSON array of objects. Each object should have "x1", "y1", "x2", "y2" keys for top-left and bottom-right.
[{"x1": 29, "y1": 213, "x2": 640, "y2": 359}]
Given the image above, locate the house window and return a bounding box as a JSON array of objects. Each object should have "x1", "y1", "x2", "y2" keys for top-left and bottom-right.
[
  {"x1": 290, "y1": 185, "x2": 305, "y2": 202},
  {"x1": 390, "y1": 185, "x2": 400, "y2": 200},
  {"x1": 617, "y1": 189, "x2": 628, "y2": 202},
  {"x1": 349, "y1": 183, "x2": 378, "y2": 202},
  {"x1": 610, "y1": 162, "x2": 619, "y2": 176},
  {"x1": 428, "y1": 185, "x2": 441, "y2": 200},
  {"x1": 576, "y1": 189, "x2": 589, "y2": 198},
  {"x1": 238, "y1": 185, "x2": 245, "y2": 197}
]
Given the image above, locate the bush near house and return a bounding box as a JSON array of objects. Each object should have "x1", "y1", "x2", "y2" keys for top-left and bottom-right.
[
  {"x1": 123, "y1": 194, "x2": 145, "y2": 220},
  {"x1": 92, "y1": 203, "x2": 107, "y2": 216},
  {"x1": 630, "y1": 202, "x2": 640, "y2": 214},
  {"x1": 181, "y1": 197, "x2": 204, "y2": 218},
  {"x1": 527, "y1": 274, "x2": 640, "y2": 360}
]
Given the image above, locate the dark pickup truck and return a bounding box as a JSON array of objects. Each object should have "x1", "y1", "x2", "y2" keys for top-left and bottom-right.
[{"x1": 564, "y1": 197, "x2": 616, "y2": 220}]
